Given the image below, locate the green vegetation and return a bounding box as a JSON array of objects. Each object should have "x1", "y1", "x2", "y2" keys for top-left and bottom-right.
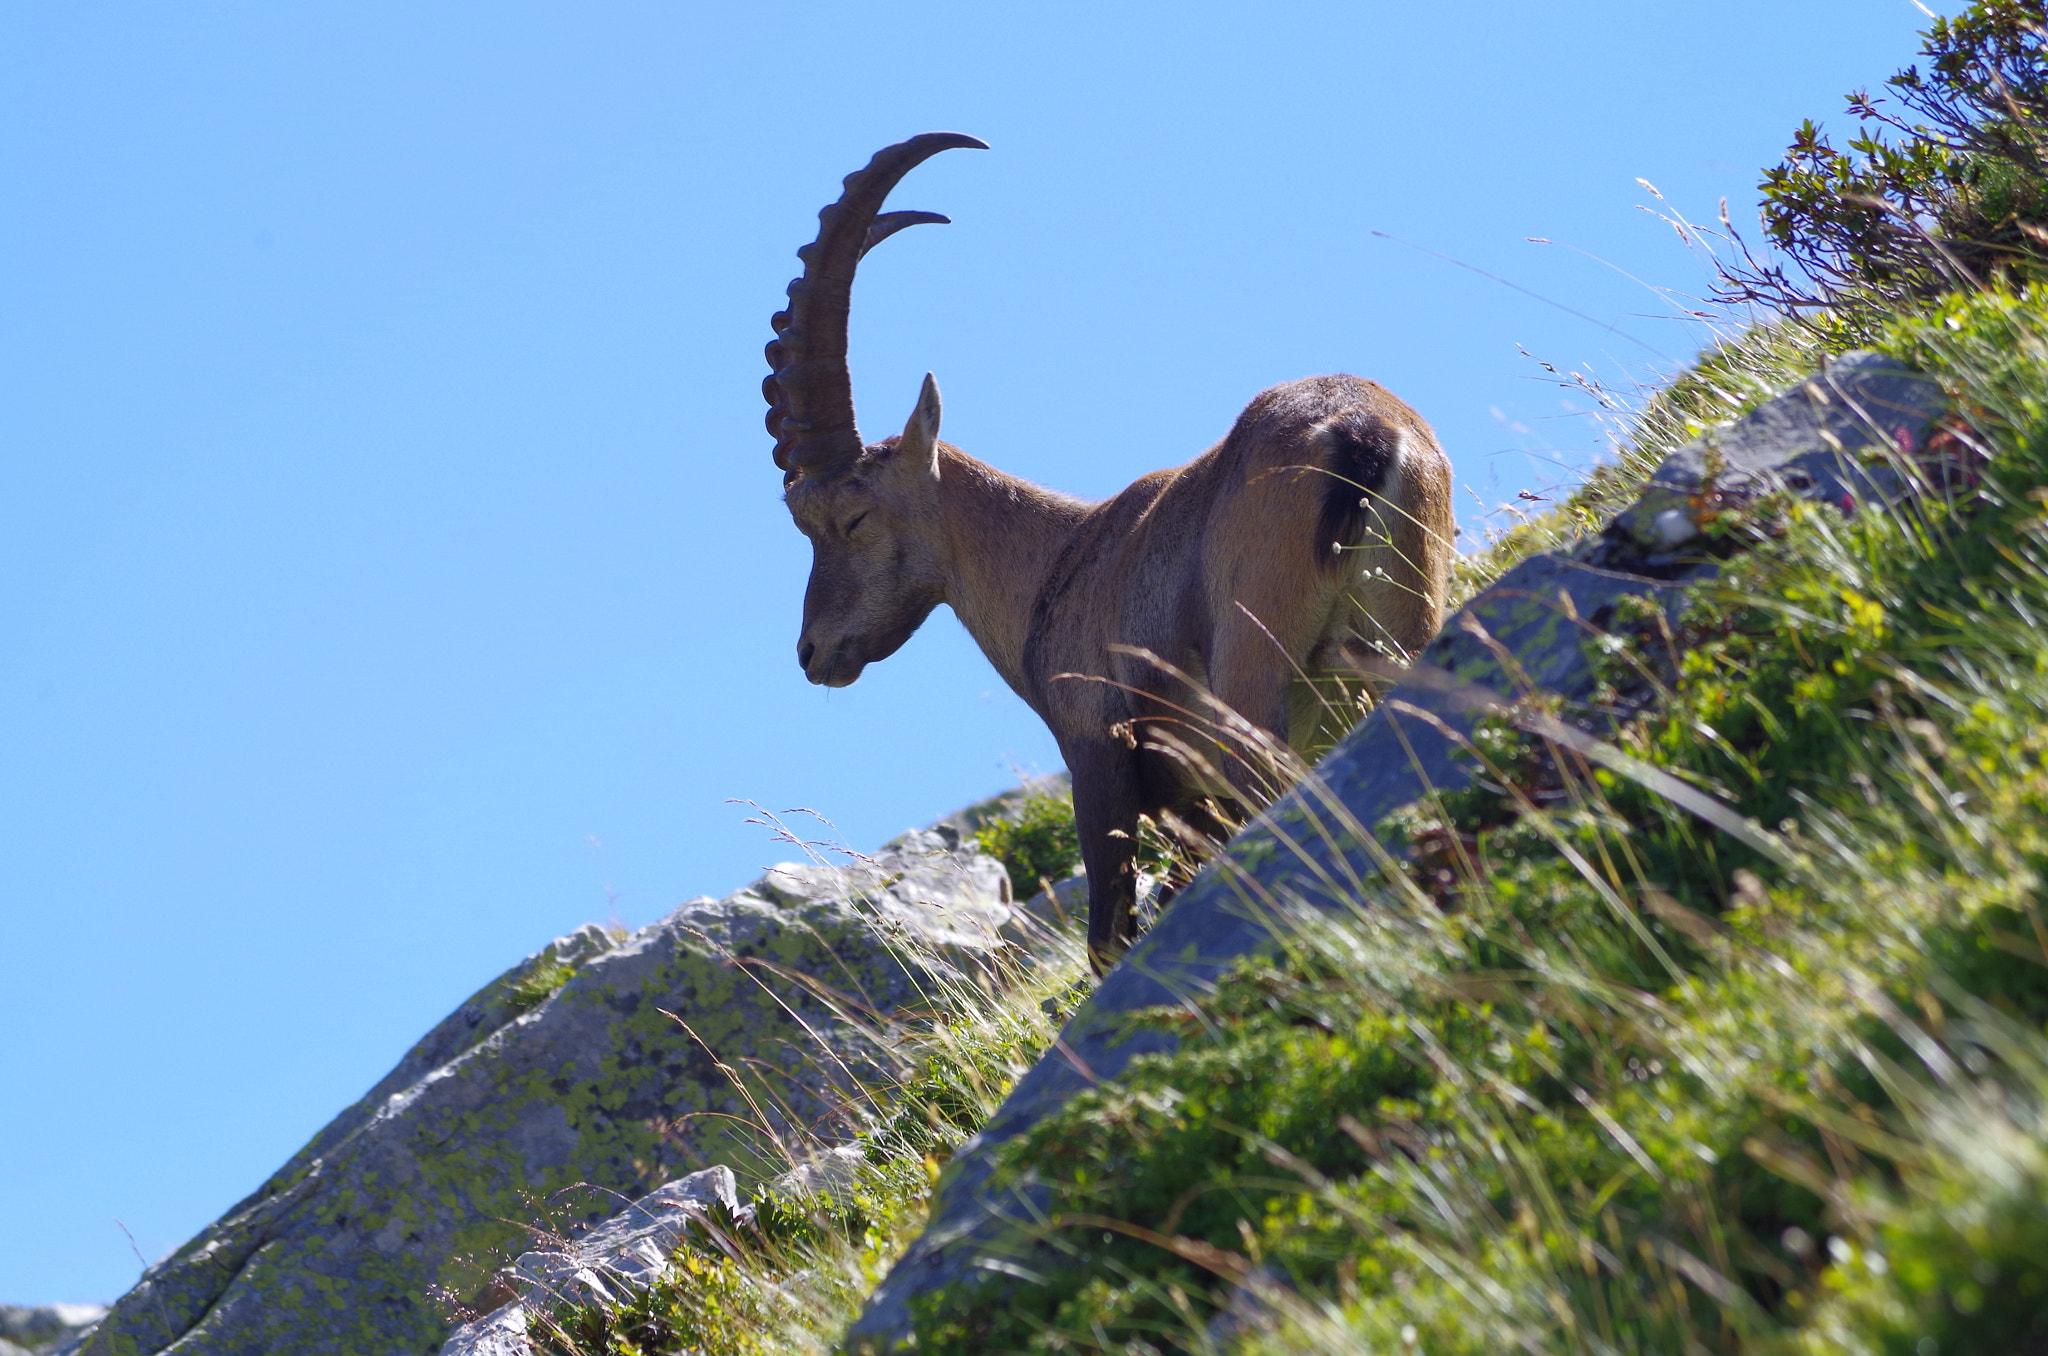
[
  {"x1": 890, "y1": 4, "x2": 2048, "y2": 1347},
  {"x1": 523, "y1": 824, "x2": 1093, "y2": 1356},
  {"x1": 1723, "y1": 0, "x2": 2048, "y2": 327},
  {"x1": 974, "y1": 790, "x2": 1084, "y2": 897},
  {"x1": 505, "y1": 957, "x2": 579, "y2": 1014},
  {"x1": 902, "y1": 284, "x2": 2048, "y2": 1356},
  {"x1": 508, "y1": 8, "x2": 2048, "y2": 1353}
]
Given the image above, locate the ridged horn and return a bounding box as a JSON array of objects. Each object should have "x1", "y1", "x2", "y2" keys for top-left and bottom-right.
[{"x1": 765, "y1": 132, "x2": 988, "y2": 477}]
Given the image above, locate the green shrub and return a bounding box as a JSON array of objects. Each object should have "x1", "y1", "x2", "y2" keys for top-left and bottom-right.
[
  {"x1": 1792, "y1": 1148, "x2": 2048, "y2": 1356},
  {"x1": 974, "y1": 792, "x2": 1083, "y2": 896},
  {"x1": 506, "y1": 958, "x2": 577, "y2": 1014},
  {"x1": 1725, "y1": 0, "x2": 2048, "y2": 324}
]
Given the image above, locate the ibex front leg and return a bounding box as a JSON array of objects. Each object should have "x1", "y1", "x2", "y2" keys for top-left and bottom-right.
[{"x1": 1065, "y1": 737, "x2": 1144, "y2": 975}]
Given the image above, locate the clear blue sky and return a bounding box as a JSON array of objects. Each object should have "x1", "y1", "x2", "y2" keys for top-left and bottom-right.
[{"x1": 2, "y1": 0, "x2": 1933, "y2": 1304}]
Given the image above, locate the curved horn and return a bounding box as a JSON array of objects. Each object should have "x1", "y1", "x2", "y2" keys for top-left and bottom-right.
[{"x1": 765, "y1": 132, "x2": 988, "y2": 477}]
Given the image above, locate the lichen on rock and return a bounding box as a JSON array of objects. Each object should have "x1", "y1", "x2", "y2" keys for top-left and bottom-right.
[{"x1": 78, "y1": 829, "x2": 1014, "y2": 1356}]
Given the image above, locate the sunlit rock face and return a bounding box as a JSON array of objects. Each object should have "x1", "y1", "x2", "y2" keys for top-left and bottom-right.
[{"x1": 76, "y1": 828, "x2": 1013, "y2": 1356}]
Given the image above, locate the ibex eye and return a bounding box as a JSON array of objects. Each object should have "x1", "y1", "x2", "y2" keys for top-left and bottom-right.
[{"x1": 844, "y1": 511, "x2": 870, "y2": 538}]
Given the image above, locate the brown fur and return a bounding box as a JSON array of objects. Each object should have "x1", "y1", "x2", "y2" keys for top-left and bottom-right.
[
  {"x1": 785, "y1": 371, "x2": 1454, "y2": 971},
  {"x1": 767, "y1": 135, "x2": 1453, "y2": 971}
]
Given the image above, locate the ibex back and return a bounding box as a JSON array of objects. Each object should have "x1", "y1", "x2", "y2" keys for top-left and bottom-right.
[{"x1": 765, "y1": 134, "x2": 1455, "y2": 972}]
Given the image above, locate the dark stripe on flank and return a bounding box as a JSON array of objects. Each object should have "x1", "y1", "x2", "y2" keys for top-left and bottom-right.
[{"x1": 1316, "y1": 413, "x2": 1398, "y2": 564}]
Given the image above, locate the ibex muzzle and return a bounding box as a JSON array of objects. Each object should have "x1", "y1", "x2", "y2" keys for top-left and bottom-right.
[
  {"x1": 767, "y1": 134, "x2": 1455, "y2": 973},
  {"x1": 792, "y1": 375, "x2": 950, "y2": 689}
]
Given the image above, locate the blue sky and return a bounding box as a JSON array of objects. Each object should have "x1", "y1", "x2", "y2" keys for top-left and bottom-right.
[{"x1": 2, "y1": 0, "x2": 1934, "y2": 1304}]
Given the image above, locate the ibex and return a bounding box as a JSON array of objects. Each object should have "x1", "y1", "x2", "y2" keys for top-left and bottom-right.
[{"x1": 765, "y1": 133, "x2": 1455, "y2": 971}]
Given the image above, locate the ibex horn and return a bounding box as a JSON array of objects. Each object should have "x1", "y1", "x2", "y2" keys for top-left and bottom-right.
[{"x1": 765, "y1": 132, "x2": 988, "y2": 478}]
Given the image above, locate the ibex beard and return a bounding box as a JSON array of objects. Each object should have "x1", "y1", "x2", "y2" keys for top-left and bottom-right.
[{"x1": 766, "y1": 134, "x2": 1455, "y2": 974}]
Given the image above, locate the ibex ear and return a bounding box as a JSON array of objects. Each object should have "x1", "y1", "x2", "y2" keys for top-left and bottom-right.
[{"x1": 898, "y1": 372, "x2": 943, "y2": 478}]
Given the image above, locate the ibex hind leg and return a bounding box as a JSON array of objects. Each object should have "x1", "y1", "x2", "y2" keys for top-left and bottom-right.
[
  {"x1": 1202, "y1": 615, "x2": 1308, "y2": 809},
  {"x1": 1287, "y1": 664, "x2": 1375, "y2": 758},
  {"x1": 1143, "y1": 794, "x2": 1238, "y2": 923},
  {"x1": 1065, "y1": 739, "x2": 1145, "y2": 975}
]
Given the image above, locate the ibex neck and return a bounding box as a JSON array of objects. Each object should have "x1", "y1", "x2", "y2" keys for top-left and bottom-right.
[{"x1": 934, "y1": 446, "x2": 1090, "y2": 703}]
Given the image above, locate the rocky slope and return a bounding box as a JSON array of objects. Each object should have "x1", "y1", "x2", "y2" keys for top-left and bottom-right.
[
  {"x1": 73, "y1": 825, "x2": 1019, "y2": 1356},
  {"x1": 844, "y1": 350, "x2": 1951, "y2": 1348}
]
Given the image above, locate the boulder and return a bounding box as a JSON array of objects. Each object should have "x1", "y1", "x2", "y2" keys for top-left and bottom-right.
[
  {"x1": 844, "y1": 351, "x2": 1954, "y2": 1349},
  {"x1": 80, "y1": 828, "x2": 1013, "y2": 1356},
  {"x1": 0, "y1": 1304, "x2": 106, "y2": 1356},
  {"x1": 503, "y1": 1165, "x2": 740, "y2": 1309},
  {"x1": 435, "y1": 1303, "x2": 529, "y2": 1356},
  {"x1": 439, "y1": 1166, "x2": 739, "y2": 1356},
  {"x1": 437, "y1": 1144, "x2": 873, "y2": 1354}
]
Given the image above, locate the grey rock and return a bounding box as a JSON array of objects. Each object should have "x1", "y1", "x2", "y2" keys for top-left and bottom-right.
[
  {"x1": 0, "y1": 1311, "x2": 85, "y2": 1356},
  {"x1": 0, "y1": 1305, "x2": 106, "y2": 1356},
  {"x1": 1000, "y1": 873, "x2": 1087, "y2": 951},
  {"x1": 844, "y1": 351, "x2": 1952, "y2": 1349},
  {"x1": 436, "y1": 1302, "x2": 528, "y2": 1356},
  {"x1": 440, "y1": 1166, "x2": 742, "y2": 1356},
  {"x1": 508, "y1": 1166, "x2": 739, "y2": 1308},
  {"x1": 922, "y1": 774, "x2": 1072, "y2": 849},
  {"x1": 999, "y1": 872, "x2": 1173, "y2": 953},
  {"x1": 1203, "y1": 1265, "x2": 1294, "y2": 1349},
  {"x1": 1595, "y1": 349, "x2": 1956, "y2": 569},
  {"x1": 439, "y1": 1143, "x2": 881, "y2": 1356},
  {"x1": 81, "y1": 833, "x2": 1016, "y2": 1356},
  {"x1": 762, "y1": 1143, "x2": 868, "y2": 1203}
]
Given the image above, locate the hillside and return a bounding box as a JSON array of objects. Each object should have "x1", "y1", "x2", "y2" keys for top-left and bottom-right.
[
  {"x1": 61, "y1": 6, "x2": 2048, "y2": 1355},
  {"x1": 513, "y1": 7, "x2": 2048, "y2": 1353}
]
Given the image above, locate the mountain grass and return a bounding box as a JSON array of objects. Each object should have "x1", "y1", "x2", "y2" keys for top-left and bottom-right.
[
  {"x1": 524, "y1": 10, "x2": 2048, "y2": 1353},
  {"x1": 895, "y1": 287, "x2": 2048, "y2": 1354},
  {"x1": 1449, "y1": 318, "x2": 1830, "y2": 607},
  {"x1": 520, "y1": 854, "x2": 1093, "y2": 1356},
  {"x1": 533, "y1": 279, "x2": 2048, "y2": 1352}
]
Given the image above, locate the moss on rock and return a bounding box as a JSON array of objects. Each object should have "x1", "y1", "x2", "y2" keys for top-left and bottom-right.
[{"x1": 79, "y1": 832, "x2": 1011, "y2": 1356}]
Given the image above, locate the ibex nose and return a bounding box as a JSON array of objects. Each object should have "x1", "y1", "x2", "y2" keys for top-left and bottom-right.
[{"x1": 798, "y1": 639, "x2": 816, "y2": 672}]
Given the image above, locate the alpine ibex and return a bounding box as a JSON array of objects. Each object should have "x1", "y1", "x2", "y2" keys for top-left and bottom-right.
[{"x1": 765, "y1": 133, "x2": 1455, "y2": 971}]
